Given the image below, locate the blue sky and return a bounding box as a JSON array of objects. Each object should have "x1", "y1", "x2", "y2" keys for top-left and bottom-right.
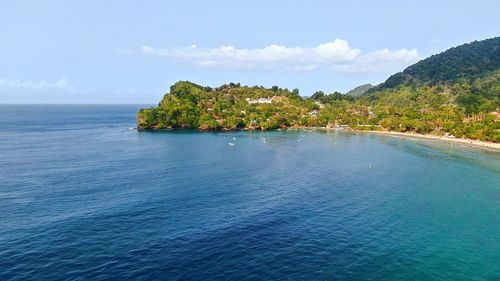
[{"x1": 0, "y1": 0, "x2": 498, "y2": 104}]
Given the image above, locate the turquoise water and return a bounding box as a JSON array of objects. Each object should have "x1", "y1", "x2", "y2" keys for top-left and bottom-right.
[{"x1": 0, "y1": 105, "x2": 499, "y2": 280}]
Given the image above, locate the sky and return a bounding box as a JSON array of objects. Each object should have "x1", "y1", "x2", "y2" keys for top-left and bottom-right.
[{"x1": 0, "y1": 0, "x2": 498, "y2": 104}]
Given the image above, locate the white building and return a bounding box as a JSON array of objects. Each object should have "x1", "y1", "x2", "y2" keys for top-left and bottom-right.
[
  {"x1": 310, "y1": 110, "x2": 319, "y2": 117},
  {"x1": 246, "y1": 97, "x2": 272, "y2": 104}
]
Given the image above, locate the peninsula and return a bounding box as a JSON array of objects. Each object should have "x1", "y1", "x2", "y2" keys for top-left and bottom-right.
[{"x1": 138, "y1": 37, "x2": 499, "y2": 143}]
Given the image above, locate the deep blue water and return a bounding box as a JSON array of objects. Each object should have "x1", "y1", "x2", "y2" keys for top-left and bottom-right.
[{"x1": 0, "y1": 105, "x2": 499, "y2": 280}]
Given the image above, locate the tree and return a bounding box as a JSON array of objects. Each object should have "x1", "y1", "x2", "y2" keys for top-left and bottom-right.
[{"x1": 310, "y1": 91, "x2": 325, "y2": 100}]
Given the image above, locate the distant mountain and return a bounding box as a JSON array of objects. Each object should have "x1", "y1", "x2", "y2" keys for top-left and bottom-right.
[
  {"x1": 345, "y1": 84, "x2": 373, "y2": 97},
  {"x1": 377, "y1": 37, "x2": 500, "y2": 89}
]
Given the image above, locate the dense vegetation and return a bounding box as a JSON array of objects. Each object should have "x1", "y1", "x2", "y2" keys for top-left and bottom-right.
[
  {"x1": 138, "y1": 38, "x2": 500, "y2": 142},
  {"x1": 138, "y1": 81, "x2": 313, "y2": 131},
  {"x1": 376, "y1": 37, "x2": 499, "y2": 90}
]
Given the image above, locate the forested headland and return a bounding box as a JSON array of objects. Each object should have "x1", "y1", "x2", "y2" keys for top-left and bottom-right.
[{"x1": 138, "y1": 37, "x2": 500, "y2": 142}]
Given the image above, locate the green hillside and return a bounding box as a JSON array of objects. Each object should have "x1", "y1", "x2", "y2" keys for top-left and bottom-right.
[
  {"x1": 138, "y1": 37, "x2": 500, "y2": 142},
  {"x1": 346, "y1": 84, "x2": 373, "y2": 97},
  {"x1": 378, "y1": 37, "x2": 500, "y2": 89}
]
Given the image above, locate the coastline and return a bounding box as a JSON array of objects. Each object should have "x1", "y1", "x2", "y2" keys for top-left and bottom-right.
[
  {"x1": 137, "y1": 126, "x2": 500, "y2": 152},
  {"x1": 353, "y1": 130, "x2": 500, "y2": 151},
  {"x1": 288, "y1": 126, "x2": 500, "y2": 151}
]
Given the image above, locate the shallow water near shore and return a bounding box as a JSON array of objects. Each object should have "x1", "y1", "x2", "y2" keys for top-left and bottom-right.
[{"x1": 0, "y1": 105, "x2": 499, "y2": 280}]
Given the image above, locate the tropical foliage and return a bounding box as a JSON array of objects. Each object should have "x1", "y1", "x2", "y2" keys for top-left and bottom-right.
[{"x1": 138, "y1": 38, "x2": 500, "y2": 142}]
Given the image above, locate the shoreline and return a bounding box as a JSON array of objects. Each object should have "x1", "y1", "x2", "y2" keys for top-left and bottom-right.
[
  {"x1": 287, "y1": 127, "x2": 500, "y2": 151},
  {"x1": 353, "y1": 130, "x2": 500, "y2": 151},
  {"x1": 137, "y1": 127, "x2": 500, "y2": 152}
]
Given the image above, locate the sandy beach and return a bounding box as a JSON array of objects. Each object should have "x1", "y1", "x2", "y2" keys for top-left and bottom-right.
[
  {"x1": 357, "y1": 130, "x2": 500, "y2": 151},
  {"x1": 290, "y1": 126, "x2": 500, "y2": 151}
]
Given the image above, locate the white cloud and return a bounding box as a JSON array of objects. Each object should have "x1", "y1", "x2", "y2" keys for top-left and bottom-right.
[
  {"x1": 0, "y1": 77, "x2": 73, "y2": 91},
  {"x1": 362, "y1": 48, "x2": 419, "y2": 65},
  {"x1": 315, "y1": 40, "x2": 360, "y2": 62},
  {"x1": 336, "y1": 48, "x2": 420, "y2": 73},
  {"x1": 141, "y1": 39, "x2": 419, "y2": 73}
]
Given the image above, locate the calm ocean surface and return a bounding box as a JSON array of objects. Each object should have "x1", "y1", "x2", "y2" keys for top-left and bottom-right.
[{"x1": 0, "y1": 105, "x2": 499, "y2": 280}]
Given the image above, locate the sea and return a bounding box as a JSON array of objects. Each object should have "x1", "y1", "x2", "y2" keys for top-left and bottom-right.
[{"x1": 0, "y1": 105, "x2": 499, "y2": 280}]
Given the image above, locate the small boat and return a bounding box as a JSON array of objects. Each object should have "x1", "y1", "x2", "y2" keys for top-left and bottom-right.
[
  {"x1": 232, "y1": 137, "x2": 236, "y2": 140},
  {"x1": 228, "y1": 142, "x2": 235, "y2": 146},
  {"x1": 298, "y1": 139, "x2": 303, "y2": 141}
]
